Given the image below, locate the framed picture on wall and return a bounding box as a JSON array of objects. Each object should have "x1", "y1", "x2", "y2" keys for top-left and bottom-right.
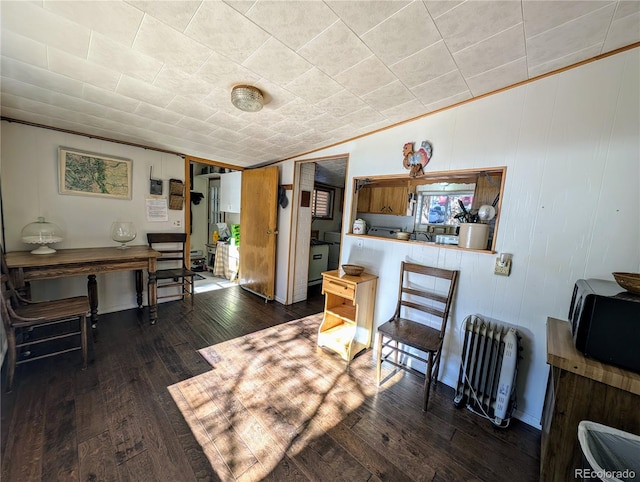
[{"x1": 58, "y1": 147, "x2": 132, "y2": 200}]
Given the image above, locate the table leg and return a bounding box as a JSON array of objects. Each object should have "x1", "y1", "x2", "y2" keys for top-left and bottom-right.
[
  {"x1": 135, "y1": 269, "x2": 143, "y2": 309},
  {"x1": 148, "y1": 271, "x2": 157, "y2": 324},
  {"x1": 87, "y1": 274, "x2": 98, "y2": 328}
]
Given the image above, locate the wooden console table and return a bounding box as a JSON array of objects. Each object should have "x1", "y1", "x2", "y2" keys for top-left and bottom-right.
[
  {"x1": 541, "y1": 317, "x2": 640, "y2": 481},
  {"x1": 5, "y1": 246, "x2": 161, "y2": 325},
  {"x1": 317, "y1": 269, "x2": 378, "y2": 364}
]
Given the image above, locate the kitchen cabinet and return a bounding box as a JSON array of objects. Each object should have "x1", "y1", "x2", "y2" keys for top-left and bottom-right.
[
  {"x1": 358, "y1": 186, "x2": 407, "y2": 215},
  {"x1": 356, "y1": 186, "x2": 371, "y2": 212},
  {"x1": 317, "y1": 270, "x2": 377, "y2": 364},
  {"x1": 219, "y1": 171, "x2": 241, "y2": 213},
  {"x1": 541, "y1": 317, "x2": 640, "y2": 482}
]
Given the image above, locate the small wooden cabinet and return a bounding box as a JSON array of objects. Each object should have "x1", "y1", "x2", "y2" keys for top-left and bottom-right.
[
  {"x1": 317, "y1": 270, "x2": 378, "y2": 363},
  {"x1": 541, "y1": 318, "x2": 640, "y2": 481},
  {"x1": 357, "y1": 185, "x2": 407, "y2": 215}
]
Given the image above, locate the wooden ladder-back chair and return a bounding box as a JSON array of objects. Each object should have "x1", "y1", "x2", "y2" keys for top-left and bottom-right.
[
  {"x1": 147, "y1": 233, "x2": 195, "y2": 303},
  {"x1": 376, "y1": 262, "x2": 459, "y2": 411},
  {"x1": 1, "y1": 245, "x2": 90, "y2": 392}
]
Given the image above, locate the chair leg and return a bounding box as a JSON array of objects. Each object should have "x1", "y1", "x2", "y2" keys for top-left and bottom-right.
[
  {"x1": 6, "y1": 329, "x2": 17, "y2": 392},
  {"x1": 190, "y1": 275, "x2": 195, "y2": 304},
  {"x1": 80, "y1": 314, "x2": 88, "y2": 369},
  {"x1": 423, "y1": 351, "x2": 434, "y2": 411},
  {"x1": 376, "y1": 332, "x2": 383, "y2": 386}
]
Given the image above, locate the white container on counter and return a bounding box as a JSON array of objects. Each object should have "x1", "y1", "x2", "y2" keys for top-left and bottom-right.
[
  {"x1": 458, "y1": 223, "x2": 489, "y2": 249},
  {"x1": 353, "y1": 219, "x2": 366, "y2": 235}
]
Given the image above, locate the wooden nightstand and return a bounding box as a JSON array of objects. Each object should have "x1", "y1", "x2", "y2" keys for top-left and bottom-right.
[{"x1": 317, "y1": 269, "x2": 378, "y2": 364}]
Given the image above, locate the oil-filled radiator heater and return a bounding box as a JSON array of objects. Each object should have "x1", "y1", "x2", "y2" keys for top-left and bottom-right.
[{"x1": 453, "y1": 315, "x2": 520, "y2": 428}]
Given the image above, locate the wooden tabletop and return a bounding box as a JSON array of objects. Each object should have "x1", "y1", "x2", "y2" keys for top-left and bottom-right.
[
  {"x1": 5, "y1": 246, "x2": 160, "y2": 268},
  {"x1": 322, "y1": 269, "x2": 378, "y2": 283},
  {"x1": 546, "y1": 317, "x2": 640, "y2": 395}
]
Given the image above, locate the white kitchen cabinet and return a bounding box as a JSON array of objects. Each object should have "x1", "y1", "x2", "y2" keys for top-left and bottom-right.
[{"x1": 219, "y1": 171, "x2": 242, "y2": 213}]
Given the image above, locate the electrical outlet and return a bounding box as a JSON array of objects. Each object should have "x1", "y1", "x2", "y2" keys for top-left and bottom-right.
[
  {"x1": 494, "y1": 258, "x2": 511, "y2": 276},
  {"x1": 173, "y1": 219, "x2": 182, "y2": 227}
]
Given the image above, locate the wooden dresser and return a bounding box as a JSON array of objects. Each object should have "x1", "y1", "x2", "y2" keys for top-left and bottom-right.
[
  {"x1": 317, "y1": 269, "x2": 377, "y2": 364},
  {"x1": 541, "y1": 317, "x2": 640, "y2": 481}
]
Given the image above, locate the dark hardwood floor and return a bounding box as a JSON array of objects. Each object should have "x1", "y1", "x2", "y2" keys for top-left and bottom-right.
[{"x1": 1, "y1": 285, "x2": 540, "y2": 481}]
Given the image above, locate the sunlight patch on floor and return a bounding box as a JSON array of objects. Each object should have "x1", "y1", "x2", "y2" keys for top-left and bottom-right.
[
  {"x1": 194, "y1": 272, "x2": 237, "y2": 293},
  {"x1": 167, "y1": 314, "x2": 404, "y2": 481}
]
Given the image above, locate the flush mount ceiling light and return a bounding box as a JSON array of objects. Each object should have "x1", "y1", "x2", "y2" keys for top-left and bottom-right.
[{"x1": 231, "y1": 85, "x2": 264, "y2": 112}]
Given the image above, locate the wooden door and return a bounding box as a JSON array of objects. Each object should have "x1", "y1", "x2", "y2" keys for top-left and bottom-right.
[{"x1": 239, "y1": 166, "x2": 279, "y2": 300}]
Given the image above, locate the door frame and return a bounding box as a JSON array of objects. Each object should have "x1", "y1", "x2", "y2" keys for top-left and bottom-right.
[
  {"x1": 285, "y1": 154, "x2": 349, "y2": 304},
  {"x1": 184, "y1": 156, "x2": 244, "y2": 267}
]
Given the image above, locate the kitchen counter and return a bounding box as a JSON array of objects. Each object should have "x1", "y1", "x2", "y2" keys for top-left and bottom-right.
[{"x1": 345, "y1": 233, "x2": 495, "y2": 254}]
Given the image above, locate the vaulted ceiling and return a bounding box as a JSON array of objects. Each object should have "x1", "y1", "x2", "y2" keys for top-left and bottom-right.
[{"x1": 1, "y1": 1, "x2": 638, "y2": 167}]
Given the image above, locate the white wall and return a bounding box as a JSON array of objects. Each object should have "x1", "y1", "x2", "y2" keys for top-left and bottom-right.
[
  {"x1": 1, "y1": 122, "x2": 185, "y2": 312},
  {"x1": 276, "y1": 48, "x2": 640, "y2": 427}
]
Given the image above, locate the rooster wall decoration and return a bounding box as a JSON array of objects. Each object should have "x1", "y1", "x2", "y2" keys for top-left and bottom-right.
[{"x1": 402, "y1": 140, "x2": 432, "y2": 177}]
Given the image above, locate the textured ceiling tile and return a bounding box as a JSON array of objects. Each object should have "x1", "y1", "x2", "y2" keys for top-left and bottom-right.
[
  {"x1": 246, "y1": 1, "x2": 337, "y2": 51},
  {"x1": 206, "y1": 111, "x2": 250, "y2": 131},
  {"x1": 47, "y1": 48, "x2": 121, "y2": 91},
  {"x1": 1, "y1": 1, "x2": 90, "y2": 58},
  {"x1": 195, "y1": 51, "x2": 261, "y2": 89},
  {"x1": 185, "y1": 1, "x2": 270, "y2": 63},
  {"x1": 422, "y1": 90, "x2": 473, "y2": 114},
  {"x1": 1, "y1": 57, "x2": 84, "y2": 96},
  {"x1": 135, "y1": 102, "x2": 184, "y2": 125},
  {"x1": 242, "y1": 37, "x2": 312, "y2": 85},
  {"x1": 613, "y1": 0, "x2": 640, "y2": 19},
  {"x1": 382, "y1": 98, "x2": 432, "y2": 123},
  {"x1": 286, "y1": 68, "x2": 343, "y2": 104},
  {"x1": 390, "y1": 40, "x2": 457, "y2": 88},
  {"x1": 411, "y1": 70, "x2": 469, "y2": 105},
  {"x1": 522, "y1": 0, "x2": 614, "y2": 38},
  {"x1": 324, "y1": 1, "x2": 410, "y2": 35},
  {"x1": 125, "y1": 0, "x2": 202, "y2": 32},
  {"x1": 1, "y1": 31, "x2": 48, "y2": 68},
  {"x1": 435, "y1": 0, "x2": 523, "y2": 53},
  {"x1": 334, "y1": 57, "x2": 396, "y2": 97},
  {"x1": 254, "y1": 80, "x2": 298, "y2": 110},
  {"x1": 453, "y1": 24, "x2": 526, "y2": 78},
  {"x1": 424, "y1": 0, "x2": 464, "y2": 19},
  {"x1": 528, "y1": 44, "x2": 602, "y2": 78},
  {"x1": 465, "y1": 57, "x2": 528, "y2": 96},
  {"x1": 340, "y1": 105, "x2": 385, "y2": 130},
  {"x1": 603, "y1": 11, "x2": 640, "y2": 51},
  {"x1": 361, "y1": 80, "x2": 415, "y2": 112},
  {"x1": 224, "y1": 0, "x2": 257, "y2": 15},
  {"x1": 153, "y1": 67, "x2": 215, "y2": 103},
  {"x1": 166, "y1": 95, "x2": 218, "y2": 121},
  {"x1": 315, "y1": 90, "x2": 367, "y2": 118},
  {"x1": 116, "y1": 75, "x2": 176, "y2": 108},
  {"x1": 202, "y1": 89, "x2": 244, "y2": 116},
  {"x1": 100, "y1": 108, "x2": 162, "y2": 130},
  {"x1": 275, "y1": 98, "x2": 325, "y2": 123},
  {"x1": 88, "y1": 33, "x2": 163, "y2": 83},
  {"x1": 133, "y1": 15, "x2": 212, "y2": 74},
  {"x1": 1, "y1": 78, "x2": 56, "y2": 106},
  {"x1": 361, "y1": 1, "x2": 441, "y2": 65},
  {"x1": 44, "y1": 0, "x2": 143, "y2": 47},
  {"x1": 297, "y1": 22, "x2": 372, "y2": 77},
  {"x1": 82, "y1": 84, "x2": 140, "y2": 113},
  {"x1": 240, "y1": 123, "x2": 278, "y2": 140},
  {"x1": 526, "y1": 4, "x2": 616, "y2": 67}
]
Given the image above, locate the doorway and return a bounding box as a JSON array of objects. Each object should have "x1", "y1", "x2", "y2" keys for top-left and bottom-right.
[
  {"x1": 185, "y1": 156, "x2": 243, "y2": 290},
  {"x1": 287, "y1": 155, "x2": 348, "y2": 304}
]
